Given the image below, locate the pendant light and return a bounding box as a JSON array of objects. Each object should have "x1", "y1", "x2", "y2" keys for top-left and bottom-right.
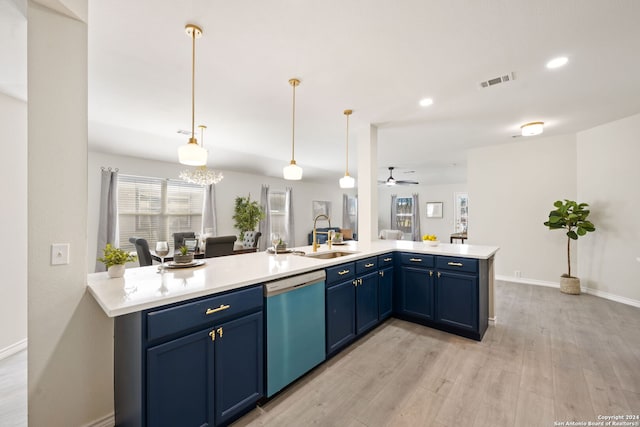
[
  {"x1": 179, "y1": 125, "x2": 224, "y2": 185},
  {"x1": 178, "y1": 24, "x2": 208, "y2": 166},
  {"x1": 339, "y1": 109, "x2": 355, "y2": 188},
  {"x1": 283, "y1": 78, "x2": 303, "y2": 180}
]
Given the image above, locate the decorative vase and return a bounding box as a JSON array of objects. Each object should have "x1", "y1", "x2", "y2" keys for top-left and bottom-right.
[
  {"x1": 174, "y1": 253, "x2": 194, "y2": 264},
  {"x1": 560, "y1": 275, "x2": 580, "y2": 295},
  {"x1": 107, "y1": 264, "x2": 126, "y2": 278}
]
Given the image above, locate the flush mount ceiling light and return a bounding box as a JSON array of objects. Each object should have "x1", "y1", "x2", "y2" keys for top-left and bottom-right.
[
  {"x1": 419, "y1": 98, "x2": 433, "y2": 107},
  {"x1": 339, "y1": 109, "x2": 355, "y2": 189},
  {"x1": 521, "y1": 121, "x2": 544, "y2": 136},
  {"x1": 178, "y1": 24, "x2": 208, "y2": 166},
  {"x1": 546, "y1": 56, "x2": 568, "y2": 69},
  {"x1": 283, "y1": 78, "x2": 303, "y2": 180},
  {"x1": 179, "y1": 125, "x2": 224, "y2": 186}
]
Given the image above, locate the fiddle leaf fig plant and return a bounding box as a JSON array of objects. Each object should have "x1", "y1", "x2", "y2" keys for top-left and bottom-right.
[
  {"x1": 97, "y1": 243, "x2": 137, "y2": 268},
  {"x1": 544, "y1": 200, "x2": 596, "y2": 278},
  {"x1": 233, "y1": 194, "x2": 265, "y2": 240}
]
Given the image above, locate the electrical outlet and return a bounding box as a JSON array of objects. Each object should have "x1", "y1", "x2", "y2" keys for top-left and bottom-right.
[
  {"x1": 514, "y1": 270, "x2": 521, "y2": 278},
  {"x1": 51, "y1": 243, "x2": 70, "y2": 265}
]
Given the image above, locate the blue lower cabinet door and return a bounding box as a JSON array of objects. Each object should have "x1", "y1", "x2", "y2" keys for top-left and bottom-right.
[
  {"x1": 436, "y1": 271, "x2": 478, "y2": 332},
  {"x1": 326, "y1": 280, "x2": 356, "y2": 356},
  {"x1": 356, "y1": 272, "x2": 379, "y2": 334},
  {"x1": 399, "y1": 266, "x2": 434, "y2": 320},
  {"x1": 215, "y1": 312, "x2": 264, "y2": 425},
  {"x1": 378, "y1": 266, "x2": 393, "y2": 320},
  {"x1": 147, "y1": 329, "x2": 215, "y2": 427}
]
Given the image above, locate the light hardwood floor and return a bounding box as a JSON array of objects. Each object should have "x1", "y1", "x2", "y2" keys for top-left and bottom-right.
[
  {"x1": 234, "y1": 281, "x2": 640, "y2": 427},
  {"x1": 0, "y1": 349, "x2": 27, "y2": 427}
]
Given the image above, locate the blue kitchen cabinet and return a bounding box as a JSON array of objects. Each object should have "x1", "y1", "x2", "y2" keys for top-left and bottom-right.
[
  {"x1": 356, "y1": 270, "x2": 379, "y2": 334},
  {"x1": 395, "y1": 253, "x2": 435, "y2": 322},
  {"x1": 325, "y1": 263, "x2": 356, "y2": 356},
  {"x1": 115, "y1": 285, "x2": 263, "y2": 427},
  {"x1": 435, "y1": 270, "x2": 478, "y2": 332},
  {"x1": 378, "y1": 252, "x2": 395, "y2": 321}
]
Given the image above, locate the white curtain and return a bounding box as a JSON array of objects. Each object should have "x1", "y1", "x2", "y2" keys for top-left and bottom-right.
[
  {"x1": 342, "y1": 194, "x2": 352, "y2": 231},
  {"x1": 412, "y1": 193, "x2": 421, "y2": 241},
  {"x1": 258, "y1": 185, "x2": 270, "y2": 251},
  {"x1": 95, "y1": 167, "x2": 119, "y2": 272},
  {"x1": 201, "y1": 184, "x2": 217, "y2": 237},
  {"x1": 390, "y1": 194, "x2": 398, "y2": 230},
  {"x1": 285, "y1": 187, "x2": 295, "y2": 246}
]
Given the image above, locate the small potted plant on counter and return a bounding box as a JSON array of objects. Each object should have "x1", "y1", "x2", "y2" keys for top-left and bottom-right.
[
  {"x1": 544, "y1": 199, "x2": 596, "y2": 294},
  {"x1": 98, "y1": 243, "x2": 137, "y2": 278},
  {"x1": 174, "y1": 246, "x2": 194, "y2": 264}
]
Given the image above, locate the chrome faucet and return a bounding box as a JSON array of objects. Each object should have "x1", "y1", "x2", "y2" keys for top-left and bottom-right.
[{"x1": 312, "y1": 214, "x2": 332, "y2": 252}]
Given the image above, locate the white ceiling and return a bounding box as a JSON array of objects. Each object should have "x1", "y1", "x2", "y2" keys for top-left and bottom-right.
[{"x1": 6, "y1": 1, "x2": 640, "y2": 185}]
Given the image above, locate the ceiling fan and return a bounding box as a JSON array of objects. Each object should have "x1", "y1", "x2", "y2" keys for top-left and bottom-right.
[{"x1": 379, "y1": 167, "x2": 419, "y2": 186}]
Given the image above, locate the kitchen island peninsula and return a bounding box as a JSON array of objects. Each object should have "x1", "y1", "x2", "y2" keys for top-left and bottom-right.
[{"x1": 87, "y1": 240, "x2": 498, "y2": 427}]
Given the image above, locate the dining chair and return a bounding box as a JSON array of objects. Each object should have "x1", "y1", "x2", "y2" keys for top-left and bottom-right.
[
  {"x1": 173, "y1": 232, "x2": 196, "y2": 251},
  {"x1": 241, "y1": 231, "x2": 262, "y2": 249},
  {"x1": 204, "y1": 235, "x2": 237, "y2": 258},
  {"x1": 128, "y1": 237, "x2": 153, "y2": 267}
]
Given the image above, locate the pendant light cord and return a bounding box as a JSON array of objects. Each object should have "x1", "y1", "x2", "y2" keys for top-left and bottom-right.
[
  {"x1": 345, "y1": 112, "x2": 350, "y2": 175},
  {"x1": 291, "y1": 82, "x2": 296, "y2": 161},
  {"x1": 191, "y1": 30, "x2": 196, "y2": 143}
]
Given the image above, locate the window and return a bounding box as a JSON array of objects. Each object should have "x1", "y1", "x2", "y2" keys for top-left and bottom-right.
[
  {"x1": 268, "y1": 191, "x2": 287, "y2": 242},
  {"x1": 395, "y1": 197, "x2": 414, "y2": 237},
  {"x1": 118, "y1": 174, "x2": 203, "y2": 251}
]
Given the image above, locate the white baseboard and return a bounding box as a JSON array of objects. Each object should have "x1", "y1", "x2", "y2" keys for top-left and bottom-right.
[
  {"x1": 0, "y1": 338, "x2": 27, "y2": 361},
  {"x1": 82, "y1": 413, "x2": 115, "y2": 427},
  {"x1": 496, "y1": 275, "x2": 640, "y2": 308}
]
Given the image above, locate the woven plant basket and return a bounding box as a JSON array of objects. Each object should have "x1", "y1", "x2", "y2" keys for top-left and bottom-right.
[{"x1": 560, "y1": 275, "x2": 581, "y2": 295}]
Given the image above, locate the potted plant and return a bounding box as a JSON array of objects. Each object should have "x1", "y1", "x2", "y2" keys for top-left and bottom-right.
[
  {"x1": 97, "y1": 243, "x2": 137, "y2": 278},
  {"x1": 232, "y1": 194, "x2": 265, "y2": 241},
  {"x1": 174, "y1": 246, "x2": 194, "y2": 264},
  {"x1": 544, "y1": 199, "x2": 596, "y2": 294}
]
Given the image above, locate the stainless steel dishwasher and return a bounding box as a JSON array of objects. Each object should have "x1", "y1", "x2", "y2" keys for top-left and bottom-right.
[{"x1": 264, "y1": 270, "x2": 326, "y2": 397}]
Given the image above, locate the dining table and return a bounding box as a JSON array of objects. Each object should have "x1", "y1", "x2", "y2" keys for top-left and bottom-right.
[{"x1": 151, "y1": 247, "x2": 258, "y2": 262}]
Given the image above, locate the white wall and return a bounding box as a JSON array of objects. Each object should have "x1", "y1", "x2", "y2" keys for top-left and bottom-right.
[
  {"x1": 28, "y1": 2, "x2": 113, "y2": 426},
  {"x1": 88, "y1": 151, "x2": 355, "y2": 272},
  {"x1": 378, "y1": 183, "x2": 468, "y2": 242},
  {"x1": 467, "y1": 134, "x2": 577, "y2": 283},
  {"x1": 577, "y1": 113, "x2": 640, "y2": 302},
  {"x1": 0, "y1": 92, "x2": 27, "y2": 355}
]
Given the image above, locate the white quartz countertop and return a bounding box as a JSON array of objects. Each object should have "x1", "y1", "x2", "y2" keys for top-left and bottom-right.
[{"x1": 87, "y1": 240, "x2": 498, "y2": 318}]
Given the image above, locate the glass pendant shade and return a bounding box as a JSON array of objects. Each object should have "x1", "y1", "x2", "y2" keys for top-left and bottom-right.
[
  {"x1": 283, "y1": 161, "x2": 303, "y2": 180},
  {"x1": 339, "y1": 174, "x2": 355, "y2": 188},
  {"x1": 178, "y1": 138, "x2": 208, "y2": 166}
]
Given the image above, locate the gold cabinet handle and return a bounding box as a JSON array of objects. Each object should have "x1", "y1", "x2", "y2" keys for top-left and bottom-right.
[
  {"x1": 383, "y1": 258, "x2": 392, "y2": 262},
  {"x1": 437, "y1": 272, "x2": 441, "y2": 278},
  {"x1": 359, "y1": 278, "x2": 363, "y2": 285},
  {"x1": 365, "y1": 263, "x2": 375, "y2": 268},
  {"x1": 447, "y1": 262, "x2": 463, "y2": 267},
  {"x1": 209, "y1": 330, "x2": 216, "y2": 341},
  {"x1": 409, "y1": 258, "x2": 422, "y2": 262},
  {"x1": 338, "y1": 269, "x2": 350, "y2": 275},
  {"x1": 353, "y1": 279, "x2": 357, "y2": 286},
  {"x1": 429, "y1": 270, "x2": 433, "y2": 277},
  {"x1": 206, "y1": 304, "x2": 230, "y2": 315},
  {"x1": 379, "y1": 271, "x2": 384, "y2": 277},
  {"x1": 217, "y1": 327, "x2": 223, "y2": 338}
]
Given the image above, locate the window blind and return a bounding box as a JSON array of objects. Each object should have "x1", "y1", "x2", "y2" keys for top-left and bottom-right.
[{"x1": 118, "y1": 174, "x2": 203, "y2": 251}]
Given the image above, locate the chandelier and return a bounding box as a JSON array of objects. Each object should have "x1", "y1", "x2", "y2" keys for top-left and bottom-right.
[{"x1": 179, "y1": 125, "x2": 224, "y2": 185}]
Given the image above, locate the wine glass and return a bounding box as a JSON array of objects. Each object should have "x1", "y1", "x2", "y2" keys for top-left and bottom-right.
[
  {"x1": 155, "y1": 241, "x2": 169, "y2": 271},
  {"x1": 270, "y1": 233, "x2": 280, "y2": 254}
]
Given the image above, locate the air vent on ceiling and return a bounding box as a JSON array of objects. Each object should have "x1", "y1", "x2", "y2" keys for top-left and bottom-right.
[{"x1": 479, "y1": 72, "x2": 515, "y2": 89}]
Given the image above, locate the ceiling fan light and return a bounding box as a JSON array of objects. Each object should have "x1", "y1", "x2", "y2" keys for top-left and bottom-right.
[
  {"x1": 283, "y1": 160, "x2": 303, "y2": 180},
  {"x1": 339, "y1": 174, "x2": 355, "y2": 189},
  {"x1": 521, "y1": 121, "x2": 544, "y2": 136},
  {"x1": 178, "y1": 138, "x2": 208, "y2": 166},
  {"x1": 386, "y1": 178, "x2": 396, "y2": 186}
]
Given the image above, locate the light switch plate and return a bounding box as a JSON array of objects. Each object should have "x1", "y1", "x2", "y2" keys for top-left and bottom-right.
[{"x1": 51, "y1": 243, "x2": 70, "y2": 265}]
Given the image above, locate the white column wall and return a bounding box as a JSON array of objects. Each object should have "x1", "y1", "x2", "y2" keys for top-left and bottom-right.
[
  {"x1": 0, "y1": 93, "x2": 27, "y2": 356},
  {"x1": 467, "y1": 134, "x2": 577, "y2": 283},
  {"x1": 28, "y1": 2, "x2": 113, "y2": 425},
  {"x1": 577, "y1": 113, "x2": 640, "y2": 303},
  {"x1": 357, "y1": 125, "x2": 378, "y2": 244}
]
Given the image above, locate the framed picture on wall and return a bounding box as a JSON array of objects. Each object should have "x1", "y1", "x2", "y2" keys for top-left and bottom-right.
[
  {"x1": 426, "y1": 202, "x2": 443, "y2": 218},
  {"x1": 312, "y1": 200, "x2": 331, "y2": 220}
]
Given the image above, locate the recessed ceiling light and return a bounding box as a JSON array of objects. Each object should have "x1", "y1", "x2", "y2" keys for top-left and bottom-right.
[
  {"x1": 419, "y1": 98, "x2": 433, "y2": 107},
  {"x1": 546, "y1": 57, "x2": 568, "y2": 69}
]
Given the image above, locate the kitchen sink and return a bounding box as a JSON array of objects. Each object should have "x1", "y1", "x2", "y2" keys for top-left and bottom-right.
[{"x1": 305, "y1": 250, "x2": 359, "y2": 260}]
